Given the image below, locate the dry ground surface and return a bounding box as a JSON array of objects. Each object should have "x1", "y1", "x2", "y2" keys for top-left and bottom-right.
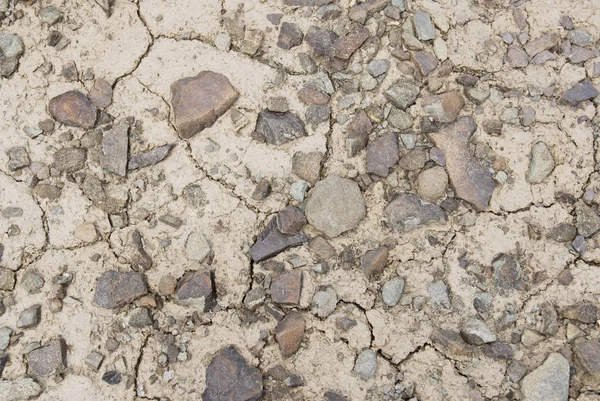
[{"x1": 1, "y1": 0, "x2": 600, "y2": 400}]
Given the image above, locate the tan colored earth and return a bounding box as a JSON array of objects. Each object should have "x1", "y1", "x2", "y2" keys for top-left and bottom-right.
[{"x1": 1, "y1": 0, "x2": 600, "y2": 400}]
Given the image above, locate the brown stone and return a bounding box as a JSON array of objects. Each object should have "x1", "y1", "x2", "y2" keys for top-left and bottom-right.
[
  {"x1": 292, "y1": 151, "x2": 323, "y2": 185},
  {"x1": 250, "y1": 217, "x2": 308, "y2": 262},
  {"x1": 422, "y1": 91, "x2": 465, "y2": 123},
  {"x1": 93, "y1": 271, "x2": 148, "y2": 309},
  {"x1": 170, "y1": 71, "x2": 239, "y2": 139},
  {"x1": 298, "y1": 86, "x2": 330, "y2": 106},
  {"x1": 561, "y1": 302, "x2": 598, "y2": 324},
  {"x1": 305, "y1": 26, "x2": 338, "y2": 57},
  {"x1": 427, "y1": 117, "x2": 497, "y2": 210},
  {"x1": 277, "y1": 22, "x2": 303, "y2": 50},
  {"x1": 332, "y1": 27, "x2": 370, "y2": 60},
  {"x1": 384, "y1": 193, "x2": 446, "y2": 232},
  {"x1": 88, "y1": 78, "x2": 113, "y2": 108},
  {"x1": 505, "y1": 46, "x2": 529, "y2": 68},
  {"x1": 274, "y1": 312, "x2": 306, "y2": 357},
  {"x1": 128, "y1": 144, "x2": 173, "y2": 170},
  {"x1": 366, "y1": 132, "x2": 399, "y2": 178},
  {"x1": 49, "y1": 91, "x2": 98, "y2": 128},
  {"x1": 346, "y1": 110, "x2": 372, "y2": 157},
  {"x1": 360, "y1": 246, "x2": 388, "y2": 277},
  {"x1": 254, "y1": 110, "x2": 306, "y2": 146},
  {"x1": 174, "y1": 271, "x2": 215, "y2": 311},
  {"x1": 203, "y1": 346, "x2": 263, "y2": 401},
  {"x1": 28, "y1": 338, "x2": 67, "y2": 377},
  {"x1": 431, "y1": 328, "x2": 475, "y2": 357},
  {"x1": 276, "y1": 207, "x2": 307, "y2": 235},
  {"x1": 411, "y1": 50, "x2": 438, "y2": 76},
  {"x1": 271, "y1": 270, "x2": 302, "y2": 305}
]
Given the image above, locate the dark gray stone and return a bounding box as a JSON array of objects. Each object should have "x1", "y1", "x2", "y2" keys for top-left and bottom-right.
[
  {"x1": 277, "y1": 22, "x2": 303, "y2": 50},
  {"x1": 250, "y1": 217, "x2": 308, "y2": 262},
  {"x1": 53, "y1": 148, "x2": 87, "y2": 172},
  {"x1": 100, "y1": 121, "x2": 129, "y2": 177},
  {"x1": 93, "y1": 271, "x2": 148, "y2": 309},
  {"x1": 384, "y1": 193, "x2": 446, "y2": 232},
  {"x1": 254, "y1": 110, "x2": 306, "y2": 145},
  {"x1": 203, "y1": 346, "x2": 263, "y2": 401},
  {"x1": 128, "y1": 144, "x2": 173, "y2": 170},
  {"x1": 560, "y1": 80, "x2": 599, "y2": 105},
  {"x1": 366, "y1": 132, "x2": 399, "y2": 178},
  {"x1": 28, "y1": 338, "x2": 67, "y2": 377}
]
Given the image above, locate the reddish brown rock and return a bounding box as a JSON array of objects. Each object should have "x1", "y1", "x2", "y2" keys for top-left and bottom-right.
[
  {"x1": 271, "y1": 271, "x2": 302, "y2": 305},
  {"x1": 174, "y1": 271, "x2": 215, "y2": 311},
  {"x1": 250, "y1": 217, "x2": 308, "y2": 262},
  {"x1": 298, "y1": 86, "x2": 330, "y2": 106},
  {"x1": 361, "y1": 246, "x2": 389, "y2": 277},
  {"x1": 277, "y1": 22, "x2": 303, "y2": 50},
  {"x1": 366, "y1": 132, "x2": 399, "y2": 177},
  {"x1": 332, "y1": 27, "x2": 370, "y2": 60},
  {"x1": 561, "y1": 302, "x2": 598, "y2": 324},
  {"x1": 411, "y1": 50, "x2": 438, "y2": 76},
  {"x1": 49, "y1": 91, "x2": 97, "y2": 128},
  {"x1": 170, "y1": 71, "x2": 239, "y2": 139},
  {"x1": 274, "y1": 312, "x2": 306, "y2": 357},
  {"x1": 422, "y1": 91, "x2": 465, "y2": 123},
  {"x1": 88, "y1": 77, "x2": 113, "y2": 108},
  {"x1": 292, "y1": 151, "x2": 323, "y2": 185},
  {"x1": 427, "y1": 117, "x2": 497, "y2": 210},
  {"x1": 276, "y1": 207, "x2": 307, "y2": 235},
  {"x1": 203, "y1": 346, "x2": 263, "y2": 401}
]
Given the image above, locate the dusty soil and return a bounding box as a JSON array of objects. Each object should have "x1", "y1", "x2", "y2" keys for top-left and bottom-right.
[{"x1": 1, "y1": 0, "x2": 600, "y2": 400}]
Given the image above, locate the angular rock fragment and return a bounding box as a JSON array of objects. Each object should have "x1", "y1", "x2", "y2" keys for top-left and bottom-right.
[
  {"x1": 28, "y1": 338, "x2": 67, "y2": 377},
  {"x1": 305, "y1": 176, "x2": 366, "y2": 238},
  {"x1": 203, "y1": 346, "x2": 263, "y2": 401},
  {"x1": 174, "y1": 271, "x2": 215, "y2": 311},
  {"x1": 276, "y1": 207, "x2": 307, "y2": 235},
  {"x1": 305, "y1": 26, "x2": 338, "y2": 57},
  {"x1": 250, "y1": 217, "x2": 308, "y2": 262},
  {"x1": 521, "y1": 353, "x2": 569, "y2": 401},
  {"x1": 366, "y1": 59, "x2": 390, "y2": 77},
  {"x1": 574, "y1": 340, "x2": 600, "y2": 379},
  {"x1": 102, "y1": 371, "x2": 122, "y2": 385},
  {"x1": 560, "y1": 80, "x2": 599, "y2": 105},
  {"x1": 540, "y1": 304, "x2": 558, "y2": 336},
  {"x1": 275, "y1": 312, "x2": 305, "y2": 357},
  {"x1": 422, "y1": 91, "x2": 464, "y2": 123},
  {"x1": 413, "y1": 10, "x2": 435, "y2": 41},
  {"x1": 254, "y1": 110, "x2": 306, "y2": 146},
  {"x1": 411, "y1": 50, "x2": 438, "y2": 76},
  {"x1": 384, "y1": 80, "x2": 420, "y2": 110},
  {"x1": 305, "y1": 105, "x2": 330, "y2": 125},
  {"x1": 243, "y1": 287, "x2": 265, "y2": 311},
  {"x1": 460, "y1": 318, "x2": 496, "y2": 345},
  {"x1": 505, "y1": 46, "x2": 529, "y2": 68},
  {"x1": 271, "y1": 270, "x2": 302, "y2": 305},
  {"x1": 292, "y1": 151, "x2": 323, "y2": 185},
  {"x1": 428, "y1": 280, "x2": 451, "y2": 308},
  {"x1": 366, "y1": 132, "x2": 399, "y2": 178},
  {"x1": 346, "y1": 110, "x2": 372, "y2": 157},
  {"x1": 561, "y1": 302, "x2": 598, "y2": 324},
  {"x1": 361, "y1": 246, "x2": 389, "y2": 277},
  {"x1": 88, "y1": 77, "x2": 113, "y2": 108},
  {"x1": 492, "y1": 253, "x2": 521, "y2": 290},
  {"x1": 170, "y1": 71, "x2": 239, "y2": 139},
  {"x1": 85, "y1": 351, "x2": 104, "y2": 371},
  {"x1": 523, "y1": 33, "x2": 559, "y2": 57},
  {"x1": 547, "y1": 223, "x2": 577, "y2": 243},
  {"x1": 49, "y1": 91, "x2": 98, "y2": 128},
  {"x1": 427, "y1": 117, "x2": 498, "y2": 210},
  {"x1": 431, "y1": 329, "x2": 475, "y2": 357},
  {"x1": 482, "y1": 342, "x2": 513, "y2": 360},
  {"x1": 278, "y1": 22, "x2": 303, "y2": 50},
  {"x1": 6, "y1": 147, "x2": 30, "y2": 171},
  {"x1": 53, "y1": 148, "x2": 87, "y2": 172},
  {"x1": 298, "y1": 86, "x2": 330, "y2": 106},
  {"x1": 528, "y1": 142, "x2": 554, "y2": 184},
  {"x1": 0, "y1": 377, "x2": 42, "y2": 401},
  {"x1": 240, "y1": 29, "x2": 264, "y2": 55},
  {"x1": 332, "y1": 27, "x2": 370, "y2": 60},
  {"x1": 128, "y1": 144, "x2": 173, "y2": 170},
  {"x1": 384, "y1": 193, "x2": 446, "y2": 232},
  {"x1": 93, "y1": 271, "x2": 148, "y2": 309},
  {"x1": 575, "y1": 202, "x2": 600, "y2": 238},
  {"x1": 185, "y1": 231, "x2": 211, "y2": 262},
  {"x1": 0, "y1": 34, "x2": 24, "y2": 77},
  {"x1": 17, "y1": 304, "x2": 41, "y2": 329},
  {"x1": 100, "y1": 121, "x2": 129, "y2": 177}
]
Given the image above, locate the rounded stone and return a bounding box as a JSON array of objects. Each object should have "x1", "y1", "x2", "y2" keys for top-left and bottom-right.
[{"x1": 305, "y1": 175, "x2": 366, "y2": 238}]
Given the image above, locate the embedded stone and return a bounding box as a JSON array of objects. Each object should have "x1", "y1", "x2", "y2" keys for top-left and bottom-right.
[
  {"x1": 275, "y1": 312, "x2": 305, "y2": 357},
  {"x1": 49, "y1": 91, "x2": 98, "y2": 128},
  {"x1": 384, "y1": 193, "x2": 446, "y2": 232},
  {"x1": 203, "y1": 346, "x2": 263, "y2": 401},
  {"x1": 254, "y1": 110, "x2": 306, "y2": 146},
  {"x1": 93, "y1": 271, "x2": 148, "y2": 309}
]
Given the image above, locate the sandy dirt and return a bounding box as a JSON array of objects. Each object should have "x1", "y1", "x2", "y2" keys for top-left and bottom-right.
[{"x1": 1, "y1": 0, "x2": 600, "y2": 400}]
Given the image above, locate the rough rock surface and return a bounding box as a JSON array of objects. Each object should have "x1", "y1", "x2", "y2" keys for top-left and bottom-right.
[
  {"x1": 203, "y1": 346, "x2": 263, "y2": 401},
  {"x1": 49, "y1": 91, "x2": 98, "y2": 128},
  {"x1": 171, "y1": 71, "x2": 239, "y2": 139},
  {"x1": 521, "y1": 353, "x2": 570, "y2": 401}
]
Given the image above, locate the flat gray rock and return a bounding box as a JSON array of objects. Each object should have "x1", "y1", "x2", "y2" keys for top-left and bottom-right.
[
  {"x1": 254, "y1": 110, "x2": 306, "y2": 145},
  {"x1": 0, "y1": 377, "x2": 42, "y2": 401},
  {"x1": 521, "y1": 353, "x2": 569, "y2": 401},
  {"x1": 93, "y1": 271, "x2": 148, "y2": 309},
  {"x1": 100, "y1": 121, "x2": 129, "y2": 177},
  {"x1": 384, "y1": 193, "x2": 446, "y2": 232},
  {"x1": 250, "y1": 217, "x2": 308, "y2": 262},
  {"x1": 305, "y1": 176, "x2": 366, "y2": 238},
  {"x1": 413, "y1": 10, "x2": 435, "y2": 41},
  {"x1": 528, "y1": 142, "x2": 554, "y2": 184},
  {"x1": 460, "y1": 318, "x2": 497, "y2": 345},
  {"x1": 354, "y1": 350, "x2": 377, "y2": 380},
  {"x1": 28, "y1": 338, "x2": 67, "y2": 377},
  {"x1": 560, "y1": 80, "x2": 599, "y2": 105}
]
